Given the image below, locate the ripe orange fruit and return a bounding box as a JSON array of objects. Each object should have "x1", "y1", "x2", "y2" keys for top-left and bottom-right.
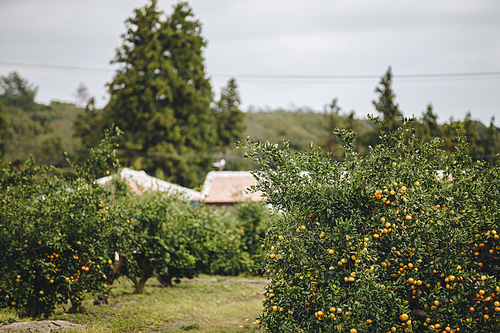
[
  {"x1": 39, "y1": 290, "x2": 44, "y2": 295},
  {"x1": 400, "y1": 314, "x2": 409, "y2": 321}
]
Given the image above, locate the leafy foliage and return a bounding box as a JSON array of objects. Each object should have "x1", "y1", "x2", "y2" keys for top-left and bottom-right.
[
  {"x1": 0, "y1": 128, "x2": 121, "y2": 317},
  {"x1": 112, "y1": 190, "x2": 252, "y2": 294},
  {"x1": 241, "y1": 119, "x2": 500, "y2": 332},
  {"x1": 0, "y1": 71, "x2": 38, "y2": 112},
  {"x1": 236, "y1": 200, "x2": 270, "y2": 262}
]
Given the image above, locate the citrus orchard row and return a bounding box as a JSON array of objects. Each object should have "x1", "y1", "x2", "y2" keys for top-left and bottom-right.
[{"x1": 1, "y1": 127, "x2": 268, "y2": 317}]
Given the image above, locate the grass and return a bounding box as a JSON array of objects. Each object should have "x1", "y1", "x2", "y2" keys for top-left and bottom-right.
[{"x1": 0, "y1": 275, "x2": 266, "y2": 332}]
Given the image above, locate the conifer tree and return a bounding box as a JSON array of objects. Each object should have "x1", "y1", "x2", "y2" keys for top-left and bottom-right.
[
  {"x1": 372, "y1": 67, "x2": 403, "y2": 132},
  {"x1": 417, "y1": 104, "x2": 443, "y2": 141},
  {"x1": 99, "y1": 0, "x2": 215, "y2": 187},
  {"x1": 214, "y1": 78, "x2": 245, "y2": 148}
]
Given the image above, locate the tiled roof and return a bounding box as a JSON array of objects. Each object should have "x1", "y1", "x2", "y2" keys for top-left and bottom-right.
[{"x1": 200, "y1": 171, "x2": 262, "y2": 204}]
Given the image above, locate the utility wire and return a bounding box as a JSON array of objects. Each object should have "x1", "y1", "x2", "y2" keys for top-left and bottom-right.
[
  {"x1": 1, "y1": 60, "x2": 500, "y2": 81},
  {"x1": 4, "y1": 141, "x2": 246, "y2": 160},
  {"x1": 3, "y1": 140, "x2": 498, "y2": 160}
]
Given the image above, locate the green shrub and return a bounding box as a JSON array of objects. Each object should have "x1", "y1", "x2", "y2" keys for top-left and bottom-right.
[
  {"x1": 240, "y1": 118, "x2": 500, "y2": 332},
  {"x1": 0, "y1": 127, "x2": 121, "y2": 317},
  {"x1": 114, "y1": 192, "x2": 252, "y2": 293},
  {"x1": 236, "y1": 200, "x2": 271, "y2": 271}
]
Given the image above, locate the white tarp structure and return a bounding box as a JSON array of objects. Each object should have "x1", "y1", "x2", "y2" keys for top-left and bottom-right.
[{"x1": 96, "y1": 168, "x2": 201, "y2": 202}]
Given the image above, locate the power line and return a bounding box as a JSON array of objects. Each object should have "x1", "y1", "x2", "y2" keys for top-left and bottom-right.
[
  {"x1": 4, "y1": 140, "x2": 498, "y2": 160},
  {"x1": 4, "y1": 141, "x2": 246, "y2": 160},
  {"x1": 1, "y1": 60, "x2": 500, "y2": 81},
  {"x1": 0, "y1": 60, "x2": 114, "y2": 74}
]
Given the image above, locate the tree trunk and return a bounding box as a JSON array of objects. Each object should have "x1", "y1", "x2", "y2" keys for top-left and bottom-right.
[{"x1": 21, "y1": 299, "x2": 41, "y2": 318}]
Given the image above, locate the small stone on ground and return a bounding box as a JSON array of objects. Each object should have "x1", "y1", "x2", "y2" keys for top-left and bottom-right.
[{"x1": 0, "y1": 320, "x2": 84, "y2": 332}]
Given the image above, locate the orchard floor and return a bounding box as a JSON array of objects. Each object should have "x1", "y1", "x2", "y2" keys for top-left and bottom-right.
[{"x1": 0, "y1": 275, "x2": 267, "y2": 333}]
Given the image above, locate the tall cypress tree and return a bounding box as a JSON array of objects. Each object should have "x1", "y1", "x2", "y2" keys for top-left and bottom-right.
[
  {"x1": 372, "y1": 67, "x2": 404, "y2": 132},
  {"x1": 101, "y1": 0, "x2": 215, "y2": 187},
  {"x1": 214, "y1": 78, "x2": 245, "y2": 148}
]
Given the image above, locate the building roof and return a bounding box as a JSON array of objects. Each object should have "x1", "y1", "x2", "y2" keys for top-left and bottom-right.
[
  {"x1": 96, "y1": 168, "x2": 201, "y2": 202},
  {"x1": 200, "y1": 171, "x2": 263, "y2": 204}
]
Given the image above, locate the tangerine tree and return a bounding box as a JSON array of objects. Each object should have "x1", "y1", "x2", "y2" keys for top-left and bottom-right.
[
  {"x1": 240, "y1": 117, "x2": 499, "y2": 333},
  {"x1": 111, "y1": 190, "x2": 252, "y2": 293},
  {"x1": 0, "y1": 127, "x2": 122, "y2": 317}
]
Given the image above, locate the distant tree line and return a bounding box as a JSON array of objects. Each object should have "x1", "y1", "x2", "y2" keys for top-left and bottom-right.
[{"x1": 321, "y1": 67, "x2": 500, "y2": 163}]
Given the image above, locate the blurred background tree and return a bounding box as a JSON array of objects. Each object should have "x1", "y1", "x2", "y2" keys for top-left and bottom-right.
[{"x1": 75, "y1": 0, "x2": 216, "y2": 187}]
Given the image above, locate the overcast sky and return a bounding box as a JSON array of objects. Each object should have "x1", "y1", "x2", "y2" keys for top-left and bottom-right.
[{"x1": 0, "y1": 0, "x2": 499, "y2": 125}]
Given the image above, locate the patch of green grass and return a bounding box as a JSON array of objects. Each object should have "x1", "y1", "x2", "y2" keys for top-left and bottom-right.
[{"x1": 1, "y1": 275, "x2": 266, "y2": 332}]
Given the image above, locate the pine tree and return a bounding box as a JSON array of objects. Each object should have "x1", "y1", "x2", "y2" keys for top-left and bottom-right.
[
  {"x1": 98, "y1": 0, "x2": 215, "y2": 187},
  {"x1": 214, "y1": 78, "x2": 245, "y2": 148},
  {"x1": 417, "y1": 103, "x2": 443, "y2": 141},
  {"x1": 372, "y1": 67, "x2": 403, "y2": 132}
]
